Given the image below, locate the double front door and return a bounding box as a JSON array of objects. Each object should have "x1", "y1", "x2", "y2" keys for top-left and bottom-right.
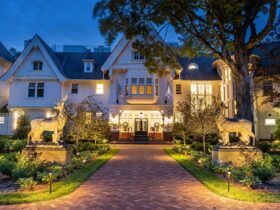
[{"x1": 135, "y1": 118, "x2": 148, "y2": 135}]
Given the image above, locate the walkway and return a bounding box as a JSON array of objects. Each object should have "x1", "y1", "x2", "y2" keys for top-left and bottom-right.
[{"x1": 2, "y1": 145, "x2": 280, "y2": 210}]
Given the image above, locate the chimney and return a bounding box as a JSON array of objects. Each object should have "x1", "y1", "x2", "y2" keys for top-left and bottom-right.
[{"x1": 24, "y1": 39, "x2": 31, "y2": 48}]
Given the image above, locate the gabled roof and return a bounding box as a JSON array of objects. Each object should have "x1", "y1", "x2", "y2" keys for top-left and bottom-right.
[
  {"x1": 1, "y1": 34, "x2": 66, "y2": 81},
  {"x1": 0, "y1": 42, "x2": 14, "y2": 63},
  {"x1": 102, "y1": 23, "x2": 164, "y2": 71},
  {"x1": 178, "y1": 57, "x2": 221, "y2": 80}
]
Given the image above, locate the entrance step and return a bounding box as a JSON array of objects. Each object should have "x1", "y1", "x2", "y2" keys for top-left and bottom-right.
[{"x1": 134, "y1": 135, "x2": 149, "y2": 142}]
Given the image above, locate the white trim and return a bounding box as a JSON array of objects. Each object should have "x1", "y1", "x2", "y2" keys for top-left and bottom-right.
[{"x1": 1, "y1": 35, "x2": 66, "y2": 81}]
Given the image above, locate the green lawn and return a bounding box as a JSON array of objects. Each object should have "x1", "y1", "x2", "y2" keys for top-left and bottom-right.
[
  {"x1": 0, "y1": 148, "x2": 119, "y2": 205},
  {"x1": 165, "y1": 148, "x2": 280, "y2": 203}
]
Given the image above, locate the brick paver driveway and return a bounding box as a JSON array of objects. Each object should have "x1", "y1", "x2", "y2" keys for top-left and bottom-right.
[{"x1": 2, "y1": 145, "x2": 280, "y2": 210}]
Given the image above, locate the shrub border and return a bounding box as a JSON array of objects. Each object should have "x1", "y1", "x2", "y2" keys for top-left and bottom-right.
[
  {"x1": 0, "y1": 148, "x2": 119, "y2": 205},
  {"x1": 164, "y1": 148, "x2": 280, "y2": 203}
]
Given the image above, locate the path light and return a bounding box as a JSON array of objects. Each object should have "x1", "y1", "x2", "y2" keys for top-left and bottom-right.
[
  {"x1": 198, "y1": 159, "x2": 202, "y2": 164},
  {"x1": 83, "y1": 159, "x2": 86, "y2": 164},
  {"x1": 49, "y1": 173, "x2": 53, "y2": 194},
  {"x1": 227, "y1": 170, "x2": 232, "y2": 192}
]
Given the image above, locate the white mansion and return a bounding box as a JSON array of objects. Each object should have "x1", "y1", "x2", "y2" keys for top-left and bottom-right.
[{"x1": 0, "y1": 34, "x2": 279, "y2": 141}]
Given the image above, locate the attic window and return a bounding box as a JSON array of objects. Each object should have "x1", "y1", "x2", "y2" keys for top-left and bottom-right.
[
  {"x1": 33, "y1": 61, "x2": 43, "y2": 70},
  {"x1": 188, "y1": 63, "x2": 198, "y2": 71},
  {"x1": 84, "y1": 62, "x2": 93, "y2": 73},
  {"x1": 133, "y1": 51, "x2": 145, "y2": 60}
]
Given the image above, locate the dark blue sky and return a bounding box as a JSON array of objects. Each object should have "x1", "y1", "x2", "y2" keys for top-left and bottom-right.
[{"x1": 0, "y1": 0, "x2": 275, "y2": 51}]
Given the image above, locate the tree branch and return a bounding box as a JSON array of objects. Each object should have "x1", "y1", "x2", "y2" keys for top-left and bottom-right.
[{"x1": 245, "y1": 0, "x2": 277, "y2": 50}]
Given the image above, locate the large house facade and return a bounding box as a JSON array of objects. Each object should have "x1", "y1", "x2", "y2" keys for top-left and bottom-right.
[{"x1": 0, "y1": 34, "x2": 279, "y2": 141}]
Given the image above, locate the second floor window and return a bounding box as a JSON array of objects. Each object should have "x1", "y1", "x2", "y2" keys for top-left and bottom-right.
[
  {"x1": 71, "y1": 84, "x2": 78, "y2": 94},
  {"x1": 176, "y1": 84, "x2": 182, "y2": 94},
  {"x1": 28, "y1": 82, "x2": 44, "y2": 98},
  {"x1": 33, "y1": 61, "x2": 43, "y2": 70},
  {"x1": 263, "y1": 80, "x2": 273, "y2": 96},
  {"x1": 96, "y1": 83, "x2": 104, "y2": 95}
]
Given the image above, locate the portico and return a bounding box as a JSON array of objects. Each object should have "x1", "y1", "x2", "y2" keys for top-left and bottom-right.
[{"x1": 109, "y1": 105, "x2": 173, "y2": 141}]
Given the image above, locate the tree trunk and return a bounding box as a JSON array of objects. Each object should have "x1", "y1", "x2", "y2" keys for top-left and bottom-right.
[
  {"x1": 203, "y1": 134, "x2": 206, "y2": 153},
  {"x1": 234, "y1": 50, "x2": 254, "y2": 122}
]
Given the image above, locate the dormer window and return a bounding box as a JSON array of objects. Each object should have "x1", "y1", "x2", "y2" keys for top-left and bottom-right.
[
  {"x1": 84, "y1": 62, "x2": 93, "y2": 73},
  {"x1": 188, "y1": 63, "x2": 198, "y2": 71},
  {"x1": 133, "y1": 51, "x2": 145, "y2": 60},
  {"x1": 33, "y1": 61, "x2": 43, "y2": 70}
]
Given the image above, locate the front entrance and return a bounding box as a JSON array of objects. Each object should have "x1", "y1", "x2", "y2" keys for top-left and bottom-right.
[{"x1": 135, "y1": 118, "x2": 148, "y2": 136}]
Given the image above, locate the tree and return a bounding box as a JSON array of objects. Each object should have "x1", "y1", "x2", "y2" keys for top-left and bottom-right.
[
  {"x1": 13, "y1": 115, "x2": 31, "y2": 139},
  {"x1": 254, "y1": 42, "x2": 280, "y2": 107},
  {"x1": 94, "y1": 0, "x2": 279, "y2": 121},
  {"x1": 175, "y1": 96, "x2": 218, "y2": 153},
  {"x1": 9, "y1": 48, "x2": 21, "y2": 60},
  {"x1": 64, "y1": 96, "x2": 110, "y2": 147}
]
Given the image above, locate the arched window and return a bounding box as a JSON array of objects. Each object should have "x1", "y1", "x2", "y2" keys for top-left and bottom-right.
[
  {"x1": 33, "y1": 60, "x2": 43, "y2": 70},
  {"x1": 188, "y1": 63, "x2": 198, "y2": 70}
]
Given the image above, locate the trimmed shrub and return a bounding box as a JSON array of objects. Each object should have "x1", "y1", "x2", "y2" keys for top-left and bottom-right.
[
  {"x1": 0, "y1": 159, "x2": 16, "y2": 176},
  {"x1": 0, "y1": 138, "x2": 10, "y2": 153},
  {"x1": 250, "y1": 156, "x2": 276, "y2": 183},
  {"x1": 257, "y1": 141, "x2": 272, "y2": 153},
  {"x1": 11, "y1": 155, "x2": 40, "y2": 179},
  {"x1": 17, "y1": 177, "x2": 37, "y2": 191},
  {"x1": 12, "y1": 115, "x2": 31, "y2": 139},
  {"x1": 10, "y1": 139, "x2": 27, "y2": 152}
]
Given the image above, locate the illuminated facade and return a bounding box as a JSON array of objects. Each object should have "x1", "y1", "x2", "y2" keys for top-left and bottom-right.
[{"x1": 0, "y1": 34, "x2": 279, "y2": 140}]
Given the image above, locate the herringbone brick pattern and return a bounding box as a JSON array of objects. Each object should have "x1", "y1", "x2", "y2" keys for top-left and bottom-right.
[{"x1": 1, "y1": 145, "x2": 280, "y2": 210}]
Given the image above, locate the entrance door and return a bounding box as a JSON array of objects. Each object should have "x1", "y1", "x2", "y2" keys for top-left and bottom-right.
[{"x1": 135, "y1": 118, "x2": 148, "y2": 135}]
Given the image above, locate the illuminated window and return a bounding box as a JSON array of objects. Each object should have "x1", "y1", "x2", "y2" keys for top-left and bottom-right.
[
  {"x1": 191, "y1": 84, "x2": 197, "y2": 94},
  {"x1": 205, "y1": 84, "x2": 212, "y2": 95},
  {"x1": 96, "y1": 112, "x2": 102, "y2": 118},
  {"x1": 188, "y1": 63, "x2": 198, "y2": 70},
  {"x1": 191, "y1": 84, "x2": 213, "y2": 108},
  {"x1": 146, "y1": 85, "x2": 153, "y2": 95},
  {"x1": 197, "y1": 84, "x2": 204, "y2": 95},
  {"x1": 131, "y1": 85, "x2": 137, "y2": 95},
  {"x1": 176, "y1": 84, "x2": 181, "y2": 94},
  {"x1": 96, "y1": 84, "x2": 104, "y2": 95},
  {"x1": 265, "y1": 119, "x2": 276, "y2": 126},
  {"x1": 139, "y1": 85, "x2": 145, "y2": 95},
  {"x1": 33, "y1": 61, "x2": 43, "y2": 70},
  {"x1": 0, "y1": 116, "x2": 4, "y2": 124},
  {"x1": 85, "y1": 112, "x2": 92, "y2": 124}
]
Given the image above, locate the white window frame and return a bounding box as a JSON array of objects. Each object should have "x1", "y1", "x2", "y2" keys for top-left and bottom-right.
[
  {"x1": 0, "y1": 116, "x2": 4, "y2": 124},
  {"x1": 96, "y1": 83, "x2": 104, "y2": 95},
  {"x1": 84, "y1": 62, "x2": 93, "y2": 73}
]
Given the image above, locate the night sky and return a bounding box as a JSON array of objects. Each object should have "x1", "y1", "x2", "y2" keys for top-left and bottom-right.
[{"x1": 0, "y1": 0, "x2": 275, "y2": 51}]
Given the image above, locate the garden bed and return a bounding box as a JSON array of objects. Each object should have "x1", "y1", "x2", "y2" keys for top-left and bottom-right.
[
  {"x1": 0, "y1": 148, "x2": 119, "y2": 204},
  {"x1": 165, "y1": 148, "x2": 280, "y2": 203}
]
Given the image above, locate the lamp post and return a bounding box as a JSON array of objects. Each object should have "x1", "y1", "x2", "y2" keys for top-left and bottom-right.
[
  {"x1": 227, "y1": 170, "x2": 231, "y2": 192},
  {"x1": 49, "y1": 173, "x2": 53, "y2": 194}
]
